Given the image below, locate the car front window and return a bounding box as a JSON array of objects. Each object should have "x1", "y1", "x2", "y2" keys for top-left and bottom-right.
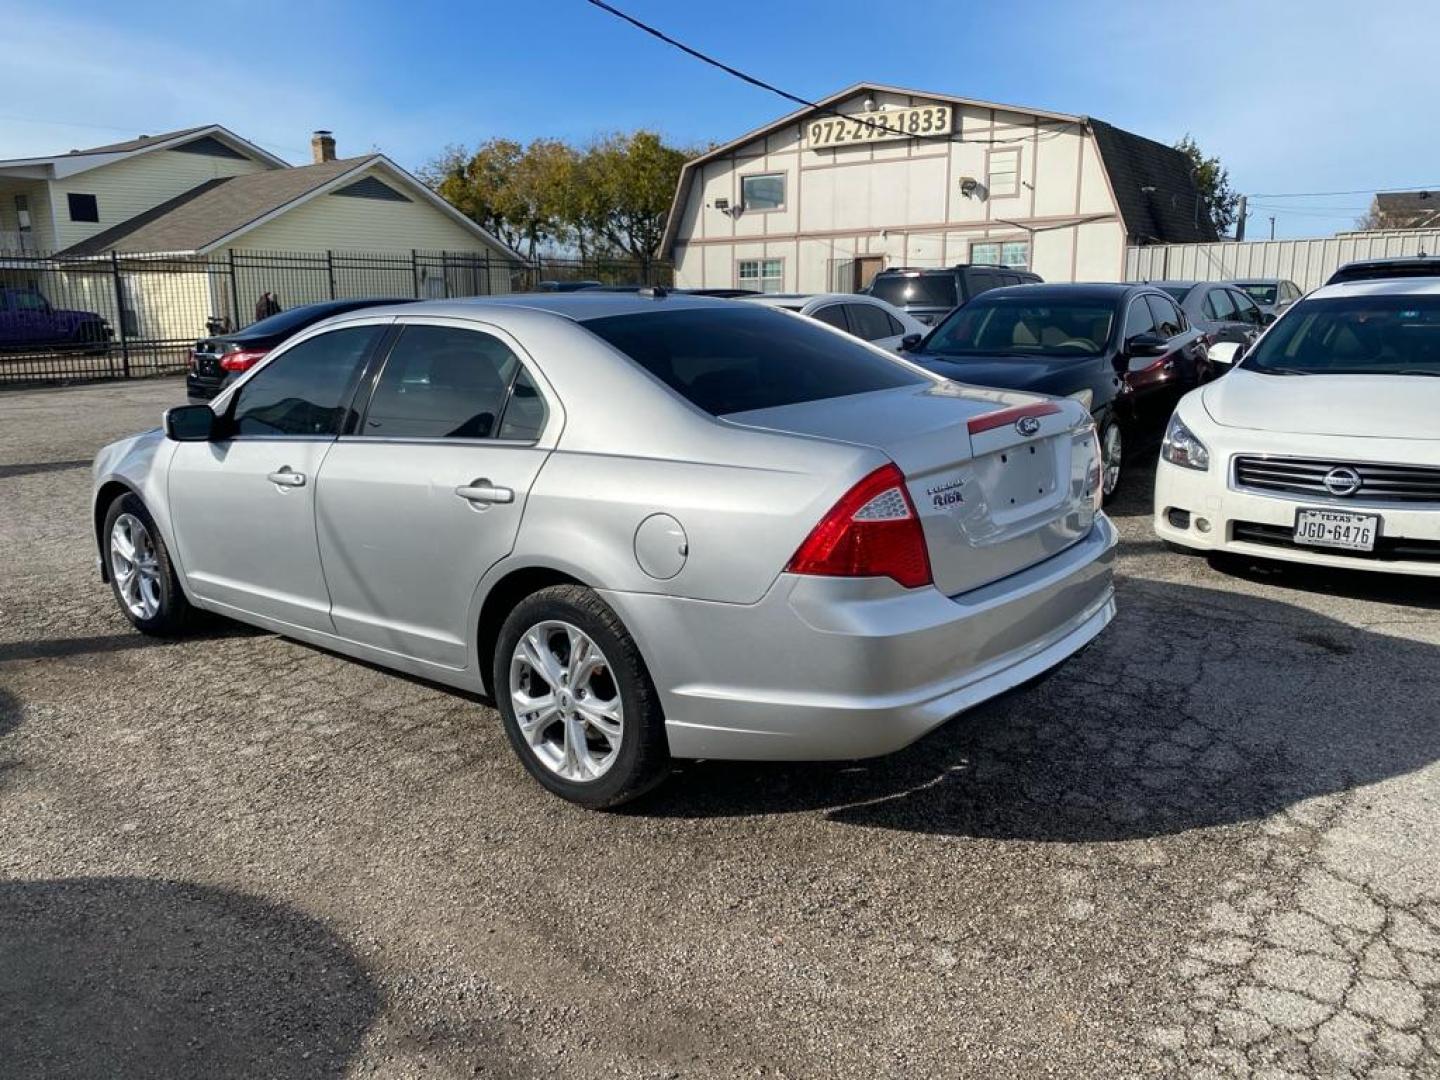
[
  {"x1": 923, "y1": 298, "x2": 1115, "y2": 358},
  {"x1": 229, "y1": 325, "x2": 383, "y2": 436},
  {"x1": 1242, "y1": 295, "x2": 1440, "y2": 376}
]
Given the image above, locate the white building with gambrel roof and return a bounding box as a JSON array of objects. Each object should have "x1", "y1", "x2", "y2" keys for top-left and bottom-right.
[{"x1": 662, "y1": 82, "x2": 1214, "y2": 293}]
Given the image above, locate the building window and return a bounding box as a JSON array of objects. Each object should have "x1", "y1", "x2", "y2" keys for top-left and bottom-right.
[
  {"x1": 986, "y1": 150, "x2": 1021, "y2": 198},
  {"x1": 971, "y1": 240, "x2": 1030, "y2": 268},
  {"x1": 67, "y1": 193, "x2": 99, "y2": 223},
  {"x1": 738, "y1": 257, "x2": 784, "y2": 293},
  {"x1": 741, "y1": 173, "x2": 785, "y2": 212}
]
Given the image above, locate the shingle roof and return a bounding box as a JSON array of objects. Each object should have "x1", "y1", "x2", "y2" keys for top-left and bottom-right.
[
  {"x1": 1088, "y1": 120, "x2": 1218, "y2": 245},
  {"x1": 1375, "y1": 191, "x2": 1440, "y2": 218},
  {"x1": 65, "y1": 125, "x2": 213, "y2": 156},
  {"x1": 56, "y1": 157, "x2": 373, "y2": 256}
]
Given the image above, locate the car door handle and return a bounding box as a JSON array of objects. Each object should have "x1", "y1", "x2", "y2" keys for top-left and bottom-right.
[
  {"x1": 267, "y1": 467, "x2": 306, "y2": 488},
  {"x1": 455, "y1": 479, "x2": 514, "y2": 505}
]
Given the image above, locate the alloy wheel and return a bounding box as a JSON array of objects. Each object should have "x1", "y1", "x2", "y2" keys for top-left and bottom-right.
[
  {"x1": 509, "y1": 620, "x2": 623, "y2": 783},
  {"x1": 1102, "y1": 424, "x2": 1123, "y2": 497},
  {"x1": 110, "y1": 512, "x2": 162, "y2": 620}
]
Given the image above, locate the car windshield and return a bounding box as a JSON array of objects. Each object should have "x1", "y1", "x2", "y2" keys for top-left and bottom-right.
[
  {"x1": 1158, "y1": 285, "x2": 1194, "y2": 303},
  {"x1": 1237, "y1": 283, "x2": 1278, "y2": 305},
  {"x1": 1242, "y1": 295, "x2": 1440, "y2": 376},
  {"x1": 869, "y1": 274, "x2": 957, "y2": 309},
  {"x1": 583, "y1": 306, "x2": 925, "y2": 416},
  {"x1": 921, "y1": 297, "x2": 1115, "y2": 358}
]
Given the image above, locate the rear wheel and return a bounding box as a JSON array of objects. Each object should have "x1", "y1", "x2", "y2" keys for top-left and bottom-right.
[
  {"x1": 103, "y1": 493, "x2": 196, "y2": 636},
  {"x1": 1100, "y1": 421, "x2": 1124, "y2": 503},
  {"x1": 494, "y1": 585, "x2": 669, "y2": 808}
]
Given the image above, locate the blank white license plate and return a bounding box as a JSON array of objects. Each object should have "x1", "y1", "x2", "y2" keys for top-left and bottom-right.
[{"x1": 1293, "y1": 508, "x2": 1380, "y2": 552}]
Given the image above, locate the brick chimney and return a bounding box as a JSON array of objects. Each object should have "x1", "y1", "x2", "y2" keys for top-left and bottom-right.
[{"x1": 310, "y1": 130, "x2": 336, "y2": 164}]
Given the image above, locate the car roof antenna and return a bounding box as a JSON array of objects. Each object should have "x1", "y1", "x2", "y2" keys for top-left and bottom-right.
[{"x1": 640, "y1": 285, "x2": 669, "y2": 299}]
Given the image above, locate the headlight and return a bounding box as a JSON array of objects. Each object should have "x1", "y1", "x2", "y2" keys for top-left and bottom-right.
[
  {"x1": 1161, "y1": 413, "x2": 1210, "y2": 471},
  {"x1": 1067, "y1": 388, "x2": 1094, "y2": 411}
]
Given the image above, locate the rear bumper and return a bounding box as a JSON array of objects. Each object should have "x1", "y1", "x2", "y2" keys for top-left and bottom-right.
[
  {"x1": 1154, "y1": 457, "x2": 1440, "y2": 576},
  {"x1": 601, "y1": 514, "x2": 1117, "y2": 761},
  {"x1": 186, "y1": 372, "x2": 225, "y2": 400}
]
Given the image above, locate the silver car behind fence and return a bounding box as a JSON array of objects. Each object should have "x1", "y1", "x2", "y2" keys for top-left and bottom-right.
[{"x1": 92, "y1": 293, "x2": 1117, "y2": 807}]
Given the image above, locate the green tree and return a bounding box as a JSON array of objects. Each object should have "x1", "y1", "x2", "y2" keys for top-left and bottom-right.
[
  {"x1": 1174, "y1": 134, "x2": 1241, "y2": 237},
  {"x1": 420, "y1": 138, "x2": 577, "y2": 259},
  {"x1": 572, "y1": 131, "x2": 691, "y2": 274}
]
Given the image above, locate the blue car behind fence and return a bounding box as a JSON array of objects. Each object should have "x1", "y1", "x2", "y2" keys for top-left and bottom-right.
[{"x1": 0, "y1": 287, "x2": 112, "y2": 351}]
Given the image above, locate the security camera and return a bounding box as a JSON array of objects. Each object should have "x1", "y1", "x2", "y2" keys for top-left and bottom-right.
[{"x1": 958, "y1": 176, "x2": 980, "y2": 198}]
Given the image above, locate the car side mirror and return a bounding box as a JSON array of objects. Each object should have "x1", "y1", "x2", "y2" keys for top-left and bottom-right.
[
  {"x1": 164, "y1": 403, "x2": 218, "y2": 442},
  {"x1": 900, "y1": 332, "x2": 923, "y2": 351},
  {"x1": 1261, "y1": 311, "x2": 1277, "y2": 326},
  {"x1": 1125, "y1": 333, "x2": 1167, "y2": 357}
]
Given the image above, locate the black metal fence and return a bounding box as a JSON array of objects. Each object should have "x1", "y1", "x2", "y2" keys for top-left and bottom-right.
[{"x1": 0, "y1": 248, "x2": 671, "y2": 386}]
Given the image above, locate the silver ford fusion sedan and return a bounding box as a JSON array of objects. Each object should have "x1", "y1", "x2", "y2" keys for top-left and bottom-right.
[{"x1": 91, "y1": 293, "x2": 1117, "y2": 807}]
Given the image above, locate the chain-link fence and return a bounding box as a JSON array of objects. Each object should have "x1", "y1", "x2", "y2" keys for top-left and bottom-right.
[{"x1": 0, "y1": 248, "x2": 671, "y2": 387}]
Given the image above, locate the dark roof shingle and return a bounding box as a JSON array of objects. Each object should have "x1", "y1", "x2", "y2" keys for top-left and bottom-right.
[
  {"x1": 1088, "y1": 120, "x2": 1218, "y2": 245},
  {"x1": 57, "y1": 157, "x2": 373, "y2": 256},
  {"x1": 65, "y1": 125, "x2": 215, "y2": 156}
]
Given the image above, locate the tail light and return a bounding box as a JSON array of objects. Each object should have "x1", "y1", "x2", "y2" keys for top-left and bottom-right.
[
  {"x1": 1086, "y1": 425, "x2": 1104, "y2": 510},
  {"x1": 787, "y1": 463, "x2": 932, "y2": 589},
  {"x1": 187, "y1": 349, "x2": 198, "y2": 371},
  {"x1": 220, "y1": 348, "x2": 268, "y2": 373}
]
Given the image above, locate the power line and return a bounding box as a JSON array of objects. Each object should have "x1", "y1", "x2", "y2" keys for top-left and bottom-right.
[
  {"x1": 1249, "y1": 185, "x2": 1440, "y2": 199},
  {"x1": 582, "y1": 0, "x2": 1073, "y2": 147}
]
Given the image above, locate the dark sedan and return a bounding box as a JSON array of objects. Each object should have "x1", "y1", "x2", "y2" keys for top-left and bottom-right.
[
  {"x1": 187, "y1": 298, "x2": 416, "y2": 399},
  {"x1": 1151, "y1": 280, "x2": 1269, "y2": 367},
  {"x1": 903, "y1": 283, "x2": 1211, "y2": 500}
]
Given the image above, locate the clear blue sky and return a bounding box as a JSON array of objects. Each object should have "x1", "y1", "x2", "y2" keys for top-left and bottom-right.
[{"x1": 2, "y1": 0, "x2": 1434, "y2": 239}]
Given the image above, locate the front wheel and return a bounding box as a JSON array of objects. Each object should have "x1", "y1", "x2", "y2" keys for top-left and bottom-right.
[
  {"x1": 103, "y1": 493, "x2": 196, "y2": 636},
  {"x1": 494, "y1": 585, "x2": 670, "y2": 809},
  {"x1": 1100, "y1": 421, "x2": 1124, "y2": 503}
]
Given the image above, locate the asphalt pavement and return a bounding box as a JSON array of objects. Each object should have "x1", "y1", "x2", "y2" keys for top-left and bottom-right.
[{"x1": 2, "y1": 377, "x2": 1437, "y2": 1079}]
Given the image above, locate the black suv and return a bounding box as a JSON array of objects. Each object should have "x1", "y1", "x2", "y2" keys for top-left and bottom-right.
[
  {"x1": 867, "y1": 264, "x2": 1043, "y2": 325},
  {"x1": 1326, "y1": 256, "x2": 1440, "y2": 286}
]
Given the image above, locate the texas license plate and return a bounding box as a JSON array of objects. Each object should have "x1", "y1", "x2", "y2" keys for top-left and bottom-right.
[{"x1": 1293, "y1": 508, "x2": 1379, "y2": 552}]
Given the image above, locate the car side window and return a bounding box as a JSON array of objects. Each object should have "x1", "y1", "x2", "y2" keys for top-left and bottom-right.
[
  {"x1": 811, "y1": 304, "x2": 849, "y2": 331},
  {"x1": 361, "y1": 324, "x2": 530, "y2": 440},
  {"x1": 1204, "y1": 288, "x2": 1235, "y2": 321},
  {"x1": 1231, "y1": 290, "x2": 1262, "y2": 325},
  {"x1": 1123, "y1": 297, "x2": 1159, "y2": 340},
  {"x1": 846, "y1": 303, "x2": 899, "y2": 342},
  {"x1": 497, "y1": 367, "x2": 547, "y2": 441},
  {"x1": 1145, "y1": 294, "x2": 1184, "y2": 338},
  {"x1": 230, "y1": 325, "x2": 383, "y2": 438}
]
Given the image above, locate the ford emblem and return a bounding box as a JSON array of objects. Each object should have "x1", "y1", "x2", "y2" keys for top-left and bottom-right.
[{"x1": 1015, "y1": 415, "x2": 1042, "y2": 437}]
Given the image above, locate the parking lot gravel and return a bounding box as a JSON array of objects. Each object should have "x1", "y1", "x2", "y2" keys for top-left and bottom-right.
[{"x1": 2, "y1": 377, "x2": 1438, "y2": 1079}]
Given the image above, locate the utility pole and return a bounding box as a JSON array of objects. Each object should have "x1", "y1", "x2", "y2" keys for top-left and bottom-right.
[
  {"x1": 1235, "y1": 195, "x2": 1248, "y2": 242},
  {"x1": 1269, "y1": 216, "x2": 1276, "y2": 241}
]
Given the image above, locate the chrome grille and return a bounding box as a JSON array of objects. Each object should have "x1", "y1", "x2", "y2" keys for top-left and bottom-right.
[{"x1": 1234, "y1": 456, "x2": 1440, "y2": 504}]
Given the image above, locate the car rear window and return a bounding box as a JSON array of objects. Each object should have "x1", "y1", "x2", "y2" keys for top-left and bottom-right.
[
  {"x1": 1237, "y1": 283, "x2": 1278, "y2": 305},
  {"x1": 583, "y1": 306, "x2": 925, "y2": 417},
  {"x1": 1158, "y1": 285, "x2": 1194, "y2": 303},
  {"x1": 869, "y1": 274, "x2": 957, "y2": 309}
]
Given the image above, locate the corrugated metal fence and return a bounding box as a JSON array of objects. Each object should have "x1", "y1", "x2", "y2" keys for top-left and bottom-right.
[{"x1": 1125, "y1": 229, "x2": 1440, "y2": 291}]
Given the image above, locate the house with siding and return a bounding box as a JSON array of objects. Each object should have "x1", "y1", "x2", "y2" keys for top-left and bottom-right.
[{"x1": 0, "y1": 126, "x2": 517, "y2": 341}]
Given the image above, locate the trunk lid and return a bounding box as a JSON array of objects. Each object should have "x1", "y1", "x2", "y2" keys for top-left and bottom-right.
[{"x1": 725, "y1": 383, "x2": 1100, "y2": 595}]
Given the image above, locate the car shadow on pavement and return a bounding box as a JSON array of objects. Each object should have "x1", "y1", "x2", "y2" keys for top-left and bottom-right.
[
  {"x1": 0, "y1": 621, "x2": 265, "y2": 664},
  {"x1": 636, "y1": 577, "x2": 1440, "y2": 842},
  {"x1": 0, "y1": 877, "x2": 379, "y2": 1079}
]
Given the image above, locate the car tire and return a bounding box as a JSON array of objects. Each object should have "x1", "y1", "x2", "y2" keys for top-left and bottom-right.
[
  {"x1": 1099, "y1": 420, "x2": 1124, "y2": 504},
  {"x1": 493, "y1": 584, "x2": 670, "y2": 809},
  {"x1": 102, "y1": 492, "x2": 197, "y2": 636}
]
